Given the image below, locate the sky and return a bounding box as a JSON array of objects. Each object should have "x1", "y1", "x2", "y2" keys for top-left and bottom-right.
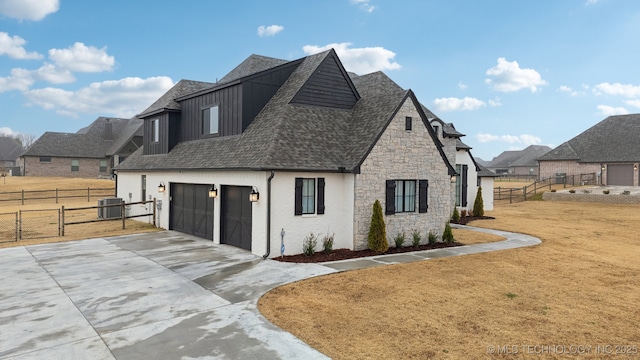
[{"x1": 0, "y1": 0, "x2": 639, "y2": 161}]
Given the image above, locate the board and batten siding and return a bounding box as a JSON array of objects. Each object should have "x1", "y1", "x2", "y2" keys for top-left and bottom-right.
[
  {"x1": 143, "y1": 113, "x2": 170, "y2": 155},
  {"x1": 179, "y1": 83, "x2": 244, "y2": 140}
]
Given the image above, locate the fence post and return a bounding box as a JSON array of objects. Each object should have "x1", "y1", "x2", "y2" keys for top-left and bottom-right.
[
  {"x1": 58, "y1": 208, "x2": 61, "y2": 236},
  {"x1": 21, "y1": 189, "x2": 24, "y2": 205},
  {"x1": 523, "y1": 186, "x2": 526, "y2": 201},
  {"x1": 56, "y1": 188, "x2": 59, "y2": 204},
  {"x1": 498, "y1": 186, "x2": 501, "y2": 200},
  {"x1": 509, "y1": 188, "x2": 513, "y2": 204},
  {"x1": 61, "y1": 206, "x2": 65, "y2": 236},
  {"x1": 87, "y1": 187, "x2": 90, "y2": 202},
  {"x1": 153, "y1": 198, "x2": 157, "y2": 227},
  {"x1": 18, "y1": 210, "x2": 22, "y2": 240},
  {"x1": 14, "y1": 212, "x2": 18, "y2": 241},
  {"x1": 121, "y1": 200, "x2": 126, "y2": 229}
]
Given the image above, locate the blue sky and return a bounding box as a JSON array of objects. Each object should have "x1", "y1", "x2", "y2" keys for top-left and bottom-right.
[{"x1": 1, "y1": 0, "x2": 639, "y2": 161}]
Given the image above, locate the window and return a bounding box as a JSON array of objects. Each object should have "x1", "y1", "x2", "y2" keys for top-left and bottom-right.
[
  {"x1": 202, "y1": 105, "x2": 219, "y2": 135},
  {"x1": 294, "y1": 177, "x2": 325, "y2": 215},
  {"x1": 71, "y1": 159, "x2": 79, "y2": 172},
  {"x1": 99, "y1": 160, "x2": 107, "y2": 173},
  {"x1": 433, "y1": 125, "x2": 439, "y2": 137},
  {"x1": 39, "y1": 157, "x2": 51, "y2": 162},
  {"x1": 405, "y1": 117, "x2": 412, "y2": 131},
  {"x1": 151, "y1": 119, "x2": 159, "y2": 142},
  {"x1": 455, "y1": 164, "x2": 468, "y2": 207},
  {"x1": 386, "y1": 179, "x2": 429, "y2": 214},
  {"x1": 141, "y1": 175, "x2": 146, "y2": 201}
]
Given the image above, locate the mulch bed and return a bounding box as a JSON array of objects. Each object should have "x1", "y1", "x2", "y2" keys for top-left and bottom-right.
[{"x1": 275, "y1": 215, "x2": 495, "y2": 263}]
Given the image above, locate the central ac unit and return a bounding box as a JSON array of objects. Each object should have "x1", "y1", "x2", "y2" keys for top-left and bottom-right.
[{"x1": 98, "y1": 197, "x2": 123, "y2": 219}]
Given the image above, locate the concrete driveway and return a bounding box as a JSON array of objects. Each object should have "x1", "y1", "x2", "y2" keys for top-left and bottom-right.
[{"x1": 0, "y1": 232, "x2": 336, "y2": 359}]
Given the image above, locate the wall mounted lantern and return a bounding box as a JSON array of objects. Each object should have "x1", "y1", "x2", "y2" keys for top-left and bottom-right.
[
  {"x1": 634, "y1": 164, "x2": 638, "y2": 171},
  {"x1": 208, "y1": 184, "x2": 218, "y2": 198},
  {"x1": 158, "y1": 182, "x2": 166, "y2": 193},
  {"x1": 450, "y1": 175, "x2": 457, "y2": 183},
  {"x1": 249, "y1": 187, "x2": 259, "y2": 202}
]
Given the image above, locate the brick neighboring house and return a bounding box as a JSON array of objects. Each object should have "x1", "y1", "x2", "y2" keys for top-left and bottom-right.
[
  {"x1": 538, "y1": 113, "x2": 640, "y2": 186},
  {"x1": 115, "y1": 49, "x2": 458, "y2": 258},
  {"x1": 21, "y1": 117, "x2": 143, "y2": 178},
  {"x1": 486, "y1": 145, "x2": 552, "y2": 176},
  {"x1": 0, "y1": 136, "x2": 24, "y2": 175}
]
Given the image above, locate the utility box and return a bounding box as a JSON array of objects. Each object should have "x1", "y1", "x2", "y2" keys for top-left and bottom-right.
[{"x1": 98, "y1": 197, "x2": 123, "y2": 219}]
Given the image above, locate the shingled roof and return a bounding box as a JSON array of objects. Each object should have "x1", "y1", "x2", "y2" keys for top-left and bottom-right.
[
  {"x1": 538, "y1": 114, "x2": 640, "y2": 163},
  {"x1": 0, "y1": 137, "x2": 23, "y2": 162},
  {"x1": 138, "y1": 80, "x2": 215, "y2": 117},
  {"x1": 23, "y1": 117, "x2": 142, "y2": 159},
  {"x1": 487, "y1": 145, "x2": 551, "y2": 169},
  {"x1": 117, "y1": 50, "x2": 454, "y2": 175}
]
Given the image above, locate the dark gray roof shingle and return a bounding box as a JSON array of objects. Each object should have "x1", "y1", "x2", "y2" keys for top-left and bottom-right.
[
  {"x1": 0, "y1": 137, "x2": 23, "y2": 161},
  {"x1": 488, "y1": 145, "x2": 551, "y2": 168},
  {"x1": 218, "y1": 54, "x2": 289, "y2": 84}
]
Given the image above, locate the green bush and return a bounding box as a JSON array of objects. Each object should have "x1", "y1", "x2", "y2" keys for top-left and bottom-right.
[
  {"x1": 442, "y1": 222, "x2": 455, "y2": 244},
  {"x1": 368, "y1": 200, "x2": 389, "y2": 253},
  {"x1": 411, "y1": 229, "x2": 421, "y2": 247},
  {"x1": 302, "y1": 232, "x2": 318, "y2": 256},
  {"x1": 473, "y1": 186, "x2": 484, "y2": 217},
  {"x1": 428, "y1": 231, "x2": 437, "y2": 245},
  {"x1": 451, "y1": 207, "x2": 460, "y2": 222},
  {"x1": 393, "y1": 232, "x2": 405, "y2": 248},
  {"x1": 321, "y1": 232, "x2": 334, "y2": 254}
]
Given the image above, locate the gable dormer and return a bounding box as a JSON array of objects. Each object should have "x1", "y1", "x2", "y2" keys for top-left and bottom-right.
[{"x1": 290, "y1": 51, "x2": 360, "y2": 109}]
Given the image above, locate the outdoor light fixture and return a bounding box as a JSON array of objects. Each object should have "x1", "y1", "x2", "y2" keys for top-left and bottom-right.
[
  {"x1": 450, "y1": 175, "x2": 457, "y2": 183},
  {"x1": 158, "y1": 182, "x2": 166, "y2": 193},
  {"x1": 601, "y1": 165, "x2": 606, "y2": 171},
  {"x1": 208, "y1": 184, "x2": 218, "y2": 198},
  {"x1": 635, "y1": 164, "x2": 638, "y2": 171},
  {"x1": 249, "y1": 187, "x2": 259, "y2": 202}
]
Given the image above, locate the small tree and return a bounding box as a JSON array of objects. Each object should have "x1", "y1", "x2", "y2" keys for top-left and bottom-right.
[
  {"x1": 473, "y1": 186, "x2": 485, "y2": 217},
  {"x1": 368, "y1": 200, "x2": 389, "y2": 253},
  {"x1": 451, "y1": 207, "x2": 460, "y2": 222},
  {"x1": 442, "y1": 222, "x2": 455, "y2": 243}
]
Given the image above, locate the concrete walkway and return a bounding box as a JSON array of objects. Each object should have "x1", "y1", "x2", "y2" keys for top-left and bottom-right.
[{"x1": 0, "y1": 226, "x2": 540, "y2": 359}]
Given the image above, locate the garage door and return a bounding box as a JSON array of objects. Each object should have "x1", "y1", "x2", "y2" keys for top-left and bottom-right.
[
  {"x1": 221, "y1": 186, "x2": 252, "y2": 251},
  {"x1": 607, "y1": 164, "x2": 634, "y2": 186},
  {"x1": 169, "y1": 183, "x2": 214, "y2": 240}
]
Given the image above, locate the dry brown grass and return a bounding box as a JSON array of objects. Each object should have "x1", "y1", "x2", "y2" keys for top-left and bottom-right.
[
  {"x1": 259, "y1": 201, "x2": 640, "y2": 359},
  {"x1": 0, "y1": 177, "x2": 159, "y2": 247}
]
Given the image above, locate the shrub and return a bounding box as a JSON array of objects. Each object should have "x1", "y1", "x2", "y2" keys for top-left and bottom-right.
[
  {"x1": 582, "y1": 189, "x2": 591, "y2": 194},
  {"x1": 393, "y1": 232, "x2": 405, "y2": 248},
  {"x1": 411, "y1": 229, "x2": 421, "y2": 247},
  {"x1": 302, "y1": 232, "x2": 318, "y2": 256},
  {"x1": 550, "y1": 189, "x2": 557, "y2": 192},
  {"x1": 451, "y1": 207, "x2": 460, "y2": 222},
  {"x1": 368, "y1": 200, "x2": 389, "y2": 253},
  {"x1": 442, "y1": 222, "x2": 455, "y2": 244},
  {"x1": 473, "y1": 186, "x2": 485, "y2": 217},
  {"x1": 603, "y1": 190, "x2": 610, "y2": 194},
  {"x1": 569, "y1": 189, "x2": 576, "y2": 193},
  {"x1": 321, "y1": 232, "x2": 334, "y2": 254},
  {"x1": 460, "y1": 209, "x2": 467, "y2": 218},
  {"x1": 428, "y1": 231, "x2": 437, "y2": 245}
]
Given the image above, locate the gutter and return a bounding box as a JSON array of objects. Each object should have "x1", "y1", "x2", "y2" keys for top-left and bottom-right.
[{"x1": 262, "y1": 170, "x2": 275, "y2": 259}]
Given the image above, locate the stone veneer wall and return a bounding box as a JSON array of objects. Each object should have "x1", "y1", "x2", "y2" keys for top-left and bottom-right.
[
  {"x1": 543, "y1": 192, "x2": 640, "y2": 204},
  {"x1": 24, "y1": 156, "x2": 109, "y2": 178},
  {"x1": 353, "y1": 98, "x2": 452, "y2": 250}
]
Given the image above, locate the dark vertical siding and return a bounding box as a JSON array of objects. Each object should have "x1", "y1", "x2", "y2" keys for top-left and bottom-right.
[
  {"x1": 168, "y1": 112, "x2": 181, "y2": 152},
  {"x1": 178, "y1": 84, "x2": 243, "y2": 141},
  {"x1": 242, "y1": 63, "x2": 298, "y2": 130},
  {"x1": 143, "y1": 113, "x2": 169, "y2": 155},
  {"x1": 290, "y1": 54, "x2": 358, "y2": 109}
]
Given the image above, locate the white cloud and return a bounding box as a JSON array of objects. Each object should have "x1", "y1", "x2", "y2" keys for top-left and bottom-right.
[
  {"x1": 48, "y1": 42, "x2": 115, "y2": 73},
  {"x1": 597, "y1": 104, "x2": 629, "y2": 116},
  {"x1": 488, "y1": 97, "x2": 502, "y2": 107},
  {"x1": 302, "y1": 42, "x2": 400, "y2": 74},
  {"x1": 0, "y1": 0, "x2": 59, "y2": 21},
  {"x1": 350, "y1": 0, "x2": 375, "y2": 12},
  {"x1": 594, "y1": 82, "x2": 640, "y2": 98},
  {"x1": 0, "y1": 68, "x2": 34, "y2": 92},
  {"x1": 257, "y1": 25, "x2": 284, "y2": 37},
  {"x1": 485, "y1": 57, "x2": 547, "y2": 93},
  {"x1": 32, "y1": 63, "x2": 75, "y2": 84},
  {"x1": 458, "y1": 81, "x2": 468, "y2": 90},
  {"x1": 0, "y1": 127, "x2": 17, "y2": 136},
  {"x1": 476, "y1": 133, "x2": 542, "y2": 146},
  {"x1": 624, "y1": 99, "x2": 640, "y2": 109},
  {"x1": 586, "y1": 0, "x2": 599, "y2": 5},
  {"x1": 433, "y1": 97, "x2": 486, "y2": 112},
  {"x1": 0, "y1": 32, "x2": 42, "y2": 59},
  {"x1": 24, "y1": 76, "x2": 175, "y2": 117}
]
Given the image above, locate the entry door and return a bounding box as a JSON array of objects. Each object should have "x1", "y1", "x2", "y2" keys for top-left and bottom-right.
[
  {"x1": 169, "y1": 183, "x2": 214, "y2": 240},
  {"x1": 607, "y1": 164, "x2": 633, "y2": 186},
  {"x1": 221, "y1": 186, "x2": 252, "y2": 251}
]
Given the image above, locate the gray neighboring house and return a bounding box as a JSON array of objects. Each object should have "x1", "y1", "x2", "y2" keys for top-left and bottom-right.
[
  {"x1": 0, "y1": 137, "x2": 24, "y2": 175},
  {"x1": 486, "y1": 145, "x2": 552, "y2": 176},
  {"x1": 21, "y1": 117, "x2": 143, "y2": 178},
  {"x1": 538, "y1": 113, "x2": 640, "y2": 186}
]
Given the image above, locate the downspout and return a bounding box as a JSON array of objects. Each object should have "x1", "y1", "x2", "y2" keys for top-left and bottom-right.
[{"x1": 262, "y1": 170, "x2": 275, "y2": 259}]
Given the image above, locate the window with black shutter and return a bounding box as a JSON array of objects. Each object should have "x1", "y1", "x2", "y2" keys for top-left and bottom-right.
[
  {"x1": 385, "y1": 180, "x2": 396, "y2": 215},
  {"x1": 419, "y1": 180, "x2": 429, "y2": 213},
  {"x1": 294, "y1": 177, "x2": 325, "y2": 216}
]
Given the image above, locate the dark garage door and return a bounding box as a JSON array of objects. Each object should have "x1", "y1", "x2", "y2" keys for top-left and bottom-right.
[
  {"x1": 170, "y1": 183, "x2": 214, "y2": 240},
  {"x1": 221, "y1": 186, "x2": 252, "y2": 251},
  {"x1": 607, "y1": 164, "x2": 634, "y2": 186}
]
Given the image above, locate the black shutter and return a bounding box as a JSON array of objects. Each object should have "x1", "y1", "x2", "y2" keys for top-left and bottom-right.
[
  {"x1": 419, "y1": 180, "x2": 429, "y2": 213},
  {"x1": 462, "y1": 165, "x2": 468, "y2": 207},
  {"x1": 385, "y1": 180, "x2": 396, "y2": 215},
  {"x1": 317, "y1": 178, "x2": 325, "y2": 215},
  {"x1": 294, "y1": 178, "x2": 303, "y2": 216}
]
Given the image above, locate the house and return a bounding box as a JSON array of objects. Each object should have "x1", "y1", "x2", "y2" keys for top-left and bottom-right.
[
  {"x1": 0, "y1": 136, "x2": 24, "y2": 175},
  {"x1": 538, "y1": 114, "x2": 640, "y2": 186},
  {"x1": 21, "y1": 117, "x2": 143, "y2": 178},
  {"x1": 430, "y1": 119, "x2": 496, "y2": 212},
  {"x1": 114, "y1": 49, "x2": 457, "y2": 258},
  {"x1": 486, "y1": 145, "x2": 551, "y2": 176}
]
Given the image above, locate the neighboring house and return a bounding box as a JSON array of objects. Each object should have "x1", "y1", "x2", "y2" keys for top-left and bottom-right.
[
  {"x1": 486, "y1": 145, "x2": 552, "y2": 176},
  {"x1": 115, "y1": 49, "x2": 457, "y2": 258},
  {"x1": 538, "y1": 114, "x2": 640, "y2": 186},
  {"x1": 21, "y1": 117, "x2": 143, "y2": 178},
  {"x1": 0, "y1": 137, "x2": 24, "y2": 175}
]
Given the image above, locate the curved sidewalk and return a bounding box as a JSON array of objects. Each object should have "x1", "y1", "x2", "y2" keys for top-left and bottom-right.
[{"x1": 320, "y1": 224, "x2": 541, "y2": 271}]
